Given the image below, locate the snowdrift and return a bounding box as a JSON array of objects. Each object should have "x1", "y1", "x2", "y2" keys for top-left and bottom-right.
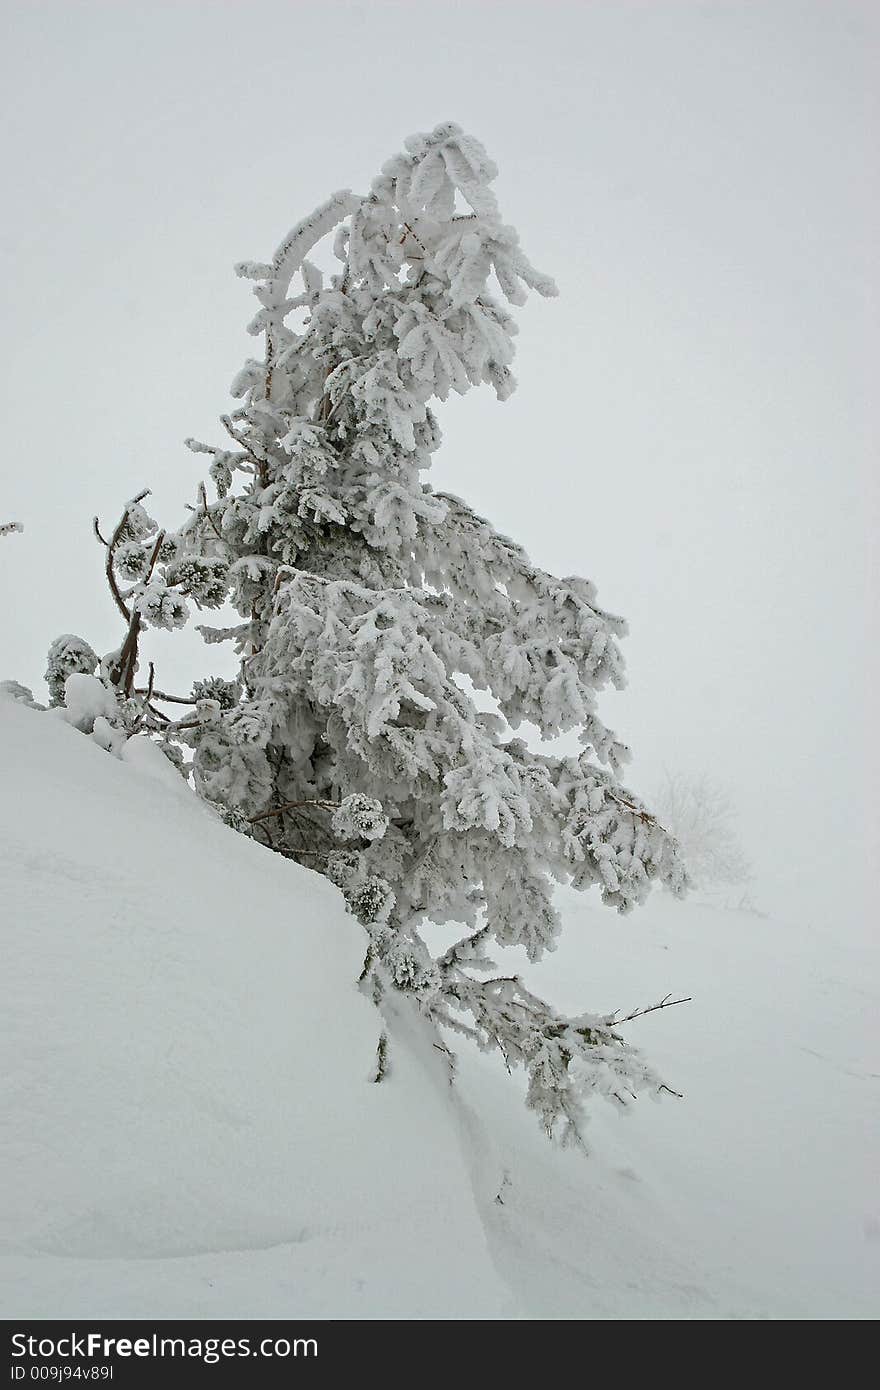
[
  {"x1": 1, "y1": 694, "x2": 876, "y2": 1318},
  {"x1": 0, "y1": 697, "x2": 508, "y2": 1318}
]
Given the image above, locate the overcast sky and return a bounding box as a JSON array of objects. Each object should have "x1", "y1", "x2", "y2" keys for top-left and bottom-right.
[{"x1": 2, "y1": 0, "x2": 876, "y2": 936}]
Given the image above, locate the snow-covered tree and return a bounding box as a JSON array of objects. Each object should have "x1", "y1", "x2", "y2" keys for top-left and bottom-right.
[
  {"x1": 653, "y1": 771, "x2": 750, "y2": 892},
  {"x1": 32, "y1": 124, "x2": 689, "y2": 1145}
]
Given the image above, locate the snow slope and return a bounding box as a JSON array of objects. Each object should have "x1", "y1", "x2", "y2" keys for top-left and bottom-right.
[
  {"x1": 0, "y1": 697, "x2": 509, "y2": 1318},
  {"x1": 451, "y1": 888, "x2": 879, "y2": 1319},
  {"x1": 1, "y1": 695, "x2": 877, "y2": 1318}
]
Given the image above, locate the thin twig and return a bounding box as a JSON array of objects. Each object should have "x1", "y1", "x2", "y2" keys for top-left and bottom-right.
[
  {"x1": 199, "y1": 482, "x2": 224, "y2": 541},
  {"x1": 104, "y1": 537, "x2": 132, "y2": 623},
  {"x1": 133, "y1": 688, "x2": 197, "y2": 705},
  {"x1": 605, "y1": 787, "x2": 669, "y2": 835},
  {"x1": 221, "y1": 415, "x2": 268, "y2": 484},
  {"x1": 608, "y1": 994, "x2": 691, "y2": 1026},
  {"x1": 248, "y1": 798, "x2": 339, "y2": 826},
  {"x1": 99, "y1": 488, "x2": 151, "y2": 626}
]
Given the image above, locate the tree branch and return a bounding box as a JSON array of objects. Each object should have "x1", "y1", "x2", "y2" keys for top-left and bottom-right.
[
  {"x1": 221, "y1": 415, "x2": 268, "y2": 484},
  {"x1": 110, "y1": 522, "x2": 164, "y2": 696},
  {"x1": 133, "y1": 687, "x2": 197, "y2": 705},
  {"x1": 606, "y1": 993, "x2": 691, "y2": 1027},
  {"x1": 248, "y1": 798, "x2": 339, "y2": 825},
  {"x1": 605, "y1": 787, "x2": 670, "y2": 835},
  {"x1": 199, "y1": 481, "x2": 225, "y2": 541},
  {"x1": 97, "y1": 489, "x2": 151, "y2": 626}
]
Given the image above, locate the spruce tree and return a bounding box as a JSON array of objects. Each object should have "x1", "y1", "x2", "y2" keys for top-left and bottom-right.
[{"x1": 47, "y1": 124, "x2": 689, "y2": 1144}]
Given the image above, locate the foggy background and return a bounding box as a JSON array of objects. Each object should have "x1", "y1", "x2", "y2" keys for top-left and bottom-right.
[{"x1": 1, "y1": 0, "x2": 876, "y2": 937}]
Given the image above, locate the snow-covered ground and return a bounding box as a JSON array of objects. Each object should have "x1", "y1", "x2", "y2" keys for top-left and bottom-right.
[
  {"x1": 453, "y1": 888, "x2": 879, "y2": 1318},
  {"x1": 1, "y1": 695, "x2": 876, "y2": 1318}
]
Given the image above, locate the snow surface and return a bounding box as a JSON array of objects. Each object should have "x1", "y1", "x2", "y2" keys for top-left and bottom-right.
[
  {"x1": 1, "y1": 696, "x2": 877, "y2": 1318},
  {"x1": 0, "y1": 697, "x2": 507, "y2": 1319},
  {"x1": 59, "y1": 673, "x2": 118, "y2": 732}
]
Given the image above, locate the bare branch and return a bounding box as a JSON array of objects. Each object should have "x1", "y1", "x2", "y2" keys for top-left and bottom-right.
[
  {"x1": 104, "y1": 542, "x2": 132, "y2": 623},
  {"x1": 248, "y1": 798, "x2": 339, "y2": 826},
  {"x1": 606, "y1": 994, "x2": 692, "y2": 1027},
  {"x1": 110, "y1": 525, "x2": 164, "y2": 695},
  {"x1": 605, "y1": 787, "x2": 669, "y2": 834},
  {"x1": 199, "y1": 482, "x2": 225, "y2": 542},
  {"x1": 99, "y1": 489, "x2": 152, "y2": 626},
  {"x1": 133, "y1": 687, "x2": 197, "y2": 705}
]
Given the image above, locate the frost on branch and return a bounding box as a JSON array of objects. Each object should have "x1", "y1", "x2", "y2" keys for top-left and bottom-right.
[
  {"x1": 432, "y1": 953, "x2": 679, "y2": 1147},
  {"x1": 39, "y1": 124, "x2": 688, "y2": 1146},
  {"x1": 134, "y1": 581, "x2": 189, "y2": 632},
  {"x1": 192, "y1": 676, "x2": 238, "y2": 710},
  {"x1": 16, "y1": 489, "x2": 235, "y2": 771},
  {"x1": 45, "y1": 635, "x2": 99, "y2": 707},
  {"x1": 332, "y1": 794, "x2": 389, "y2": 843},
  {"x1": 0, "y1": 680, "x2": 43, "y2": 709}
]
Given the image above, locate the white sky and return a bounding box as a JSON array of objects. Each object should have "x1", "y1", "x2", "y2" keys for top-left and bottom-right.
[{"x1": 2, "y1": 0, "x2": 877, "y2": 934}]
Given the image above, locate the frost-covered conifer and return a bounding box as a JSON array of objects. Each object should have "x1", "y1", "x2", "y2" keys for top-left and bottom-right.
[
  {"x1": 158, "y1": 123, "x2": 687, "y2": 1144},
  {"x1": 17, "y1": 125, "x2": 687, "y2": 1144}
]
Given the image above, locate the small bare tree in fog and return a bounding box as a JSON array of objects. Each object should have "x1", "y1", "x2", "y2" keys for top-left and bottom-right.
[{"x1": 654, "y1": 772, "x2": 750, "y2": 891}]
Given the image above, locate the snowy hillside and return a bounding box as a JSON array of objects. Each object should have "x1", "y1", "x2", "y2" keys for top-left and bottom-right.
[
  {"x1": 0, "y1": 696, "x2": 508, "y2": 1319},
  {"x1": 1, "y1": 694, "x2": 876, "y2": 1318},
  {"x1": 453, "y1": 888, "x2": 879, "y2": 1318}
]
